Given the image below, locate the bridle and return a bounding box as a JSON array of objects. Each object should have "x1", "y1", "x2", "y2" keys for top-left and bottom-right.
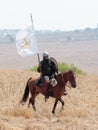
[
  {"x1": 61, "y1": 72, "x2": 67, "y2": 85},
  {"x1": 61, "y1": 72, "x2": 72, "y2": 89}
]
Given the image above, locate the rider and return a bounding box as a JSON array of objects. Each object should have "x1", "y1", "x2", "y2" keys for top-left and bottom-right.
[{"x1": 37, "y1": 52, "x2": 58, "y2": 101}]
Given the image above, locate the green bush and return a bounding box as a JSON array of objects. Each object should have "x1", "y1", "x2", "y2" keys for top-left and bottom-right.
[
  {"x1": 58, "y1": 63, "x2": 84, "y2": 74},
  {"x1": 30, "y1": 66, "x2": 37, "y2": 71},
  {"x1": 30, "y1": 62, "x2": 84, "y2": 74}
]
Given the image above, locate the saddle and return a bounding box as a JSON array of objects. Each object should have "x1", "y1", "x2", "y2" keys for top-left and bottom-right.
[
  {"x1": 35, "y1": 78, "x2": 43, "y2": 87},
  {"x1": 35, "y1": 77, "x2": 57, "y2": 87},
  {"x1": 35, "y1": 77, "x2": 57, "y2": 97}
]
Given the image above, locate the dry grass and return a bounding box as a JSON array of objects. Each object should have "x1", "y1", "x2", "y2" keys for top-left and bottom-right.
[{"x1": 0, "y1": 69, "x2": 98, "y2": 130}]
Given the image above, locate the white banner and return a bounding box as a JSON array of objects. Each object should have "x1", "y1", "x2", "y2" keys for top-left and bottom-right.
[{"x1": 16, "y1": 26, "x2": 39, "y2": 57}]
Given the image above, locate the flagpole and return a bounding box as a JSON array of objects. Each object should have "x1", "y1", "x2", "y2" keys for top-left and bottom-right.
[
  {"x1": 30, "y1": 13, "x2": 40, "y2": 64},
  {"x1": 37, "y1": 53, "x2": 40, "y2": 64},
  {"x1": 30, "y1": 13, "x2": 34, "y2": 30}
]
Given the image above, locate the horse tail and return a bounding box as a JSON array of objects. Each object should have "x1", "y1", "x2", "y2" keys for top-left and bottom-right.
[{"x1": 21, "y1": 78, "x2": 32, "y2": 103}]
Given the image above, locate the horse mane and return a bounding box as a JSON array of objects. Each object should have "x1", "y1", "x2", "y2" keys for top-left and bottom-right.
[{"x1": 57, "y1": 70, "x2": 74, "y2": 77}]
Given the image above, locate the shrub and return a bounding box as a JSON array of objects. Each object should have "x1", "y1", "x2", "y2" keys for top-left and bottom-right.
[
  {"x1": 30, "y1": 62, "x2": 84, "y2": 74},
  {"x1": 58, "y1": 63, "x2": 84, "y2": 74}
]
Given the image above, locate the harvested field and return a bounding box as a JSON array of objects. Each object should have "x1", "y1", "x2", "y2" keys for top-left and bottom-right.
[
  {"x1": 0, "y1": 40, "x2": 98, "y2": 129},
  {"x1": 0, "y1": 69, "x2": 98, "y2": 130}
]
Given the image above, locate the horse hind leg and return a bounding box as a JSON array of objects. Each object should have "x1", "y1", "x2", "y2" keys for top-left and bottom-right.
[
  {"x1": 28, "y1": 97, "x2": 36, "y2": 111},
  {"x1": 28, "y1": 97, "x2": 32, "y2": 107}
]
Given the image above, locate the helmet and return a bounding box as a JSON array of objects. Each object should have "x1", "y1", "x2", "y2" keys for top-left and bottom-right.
[{"x1": 43, "y1": 52, "x2": 49, "y2": 58}]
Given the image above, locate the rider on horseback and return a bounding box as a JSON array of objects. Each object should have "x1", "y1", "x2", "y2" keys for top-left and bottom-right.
[{"x1": 37, "y1": 52, "x2": 58, "y2": 101}]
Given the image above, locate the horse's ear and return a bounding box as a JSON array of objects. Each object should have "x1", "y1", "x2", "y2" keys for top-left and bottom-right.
[
  {"x1": 72, "y1": 71, "x2": 77, "y2": 78},
  {"x1": 69, "y1": 69, "x2": 73, "y2": 74}
]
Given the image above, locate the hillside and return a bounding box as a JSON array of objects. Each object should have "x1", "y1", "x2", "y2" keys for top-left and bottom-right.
[
  {"x1": 0, "y1": 69, "x2": 98, "y2": 130},
  {"x1": 0, "y1": 40, "x2": 98, "y2": 75}
]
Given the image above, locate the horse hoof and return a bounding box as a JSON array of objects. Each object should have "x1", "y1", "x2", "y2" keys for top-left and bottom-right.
[
  {"x1": 64, "y1": 92, "x2": 67, "y2": 96},
  {"x1": 32, "y1": 105, "x2": 36, "y2": 111},
  {"x1": 20, "y1": 101, "x2": 25, "y2": 105},
  {"x1": 52, "y1": 111, "x2": 55, "y2": 114},
  {"x1": 45, "y1": 99, "x2": 48, "y2": 102},
  {"x1": 28, "y1": 105, "x2": 30, "y2": 107}
]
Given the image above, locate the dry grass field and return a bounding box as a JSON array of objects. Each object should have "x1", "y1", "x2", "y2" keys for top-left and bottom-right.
[
  {"x1": 0, "y1": 41, "x2": 98, "y2": 129},
  {"x1": 0, "y1": 69, "x2": 98, "y2": 130}
]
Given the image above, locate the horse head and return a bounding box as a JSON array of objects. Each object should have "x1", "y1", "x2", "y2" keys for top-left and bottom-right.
[
  {"x1": 67, "y1": 70, "x2": 76, "y2": 88},
  {"x1": 62, "y1": 70, "x2": 76, "y2": 88}
]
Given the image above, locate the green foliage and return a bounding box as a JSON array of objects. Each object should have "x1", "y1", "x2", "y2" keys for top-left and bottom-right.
[
  {"x1": 30, "y1": 66, "x2": 37, "y2": 71},
  {"x1": 30, "y1": 62, "x2": 84, "y2": 74},
  {"x1": 58, "y1": 63, "x2": 84, "y2": 74}
]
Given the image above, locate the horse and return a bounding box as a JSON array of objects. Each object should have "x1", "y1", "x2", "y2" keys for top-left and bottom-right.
[{"x1": 20, "y1": 70, "x2": 77, "y2": 114}]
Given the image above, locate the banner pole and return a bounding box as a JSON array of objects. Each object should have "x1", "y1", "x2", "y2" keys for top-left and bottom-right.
[
  {"x1": 30, "y1": 13, "x2": 34, "y2": 30},
  {"x1": 30, "y1": 13, "x2": 40, "y2": 64},
  {"x1": 37, "y1": 53, "x2": 40, "y2": 64}
]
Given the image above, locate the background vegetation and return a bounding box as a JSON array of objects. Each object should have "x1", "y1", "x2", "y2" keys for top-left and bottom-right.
[{"x1": 30, "y1": 62, "x2": 84, "y2": 74}]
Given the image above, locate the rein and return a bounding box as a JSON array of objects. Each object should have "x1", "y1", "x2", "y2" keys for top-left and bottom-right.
[
  {"x1": 61, "y1": 72, "x2": 67, "y2": 85},
  {"x1": 61, "y1": 72, "x2": 71, "y2": 89}
]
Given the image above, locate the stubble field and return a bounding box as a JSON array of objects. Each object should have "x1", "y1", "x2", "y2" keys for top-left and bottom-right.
[
  {"x1": 0, "y1": 69, "x2": 98, "y2": 130},
  {"x1": 0, "y1": 41, "x2": 98, "y2": 130}
]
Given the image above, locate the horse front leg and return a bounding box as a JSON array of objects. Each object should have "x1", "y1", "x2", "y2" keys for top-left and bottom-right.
[
  {"x1": 52, "y1": 99, "x2": 58, "y2": 114},
  {"x1": 52, "y1": 98, "x2": 65, "y2": 114},
  {"x1": 59, "y1": 98, "x2": 64, "y2": 110}
]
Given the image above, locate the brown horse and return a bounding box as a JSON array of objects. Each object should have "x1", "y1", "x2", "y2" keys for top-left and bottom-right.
[{"x1": 21, "y1": 70, "x2": 77, "y2": 114}]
